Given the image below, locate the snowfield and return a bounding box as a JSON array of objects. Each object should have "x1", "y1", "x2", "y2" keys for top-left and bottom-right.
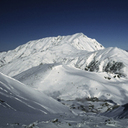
[{"x1": 0, "y1": 33, "x2": 128, "y2": 128}]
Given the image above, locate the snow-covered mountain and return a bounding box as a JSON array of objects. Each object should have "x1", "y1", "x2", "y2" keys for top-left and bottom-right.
[
  {"x1": 0, "y1": 33, "x2": 128, "y2": 127},
  {"x1": 0, "y1": 33, "x2": 127, "y2": 78},
  {"x1": 0, "y1": 33, "x2": 104, "y2": 76}
]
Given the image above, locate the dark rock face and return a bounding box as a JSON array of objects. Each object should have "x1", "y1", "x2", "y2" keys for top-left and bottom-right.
[
  {"x1": 87, "y1": 60, "x2": 99, "y2": 72},
  {"x1": 102, "y1": 103, "x2": 128, "y2": 119},
  {"x1": 104, "y1": 61, "x2": 124, "y2": 74},
  {"x1": 122, "y1": 103, "x2": 128, "y2": 112},
  {"x1": 85, "y1": 59, "x2": 125, "y2": 77}
]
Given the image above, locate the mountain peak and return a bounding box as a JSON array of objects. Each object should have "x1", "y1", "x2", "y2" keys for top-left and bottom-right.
[{"x1": 2, "y1": 33, "x2": 128, "y2": 78}]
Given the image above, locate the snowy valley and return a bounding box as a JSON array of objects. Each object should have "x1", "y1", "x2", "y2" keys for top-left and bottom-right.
[{"x1": 0, "y1": 33, "x2": 128, "y2": 128}]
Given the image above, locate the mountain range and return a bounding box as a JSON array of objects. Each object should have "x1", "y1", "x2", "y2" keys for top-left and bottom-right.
[{"x1": 0, "y1": 33, "x2": 128, "y2": 128}]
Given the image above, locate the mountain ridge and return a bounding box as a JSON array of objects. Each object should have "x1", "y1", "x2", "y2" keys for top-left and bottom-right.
[
  {"x1": 0, "y1": 33, "x2": 104, "y2": 76},
  {"x1": 0, "y1": 33, "x2": 127, "y2": 78}
]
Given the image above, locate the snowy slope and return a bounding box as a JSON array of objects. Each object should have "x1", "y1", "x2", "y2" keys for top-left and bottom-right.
[
  {"x1": 0, "y1": 71, "x2": 69, "y2": 113},
  {"x1": 0, "y1": 72, "x2": 70, "y2": 126},
  {"x1": 14, "y1": 63, "x2": 128, "y2": 105}
]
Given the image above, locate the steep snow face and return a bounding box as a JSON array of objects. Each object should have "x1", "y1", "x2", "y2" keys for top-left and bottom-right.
[{"x1": 0, "y1": 33, "x2": 104, "y2": 76}]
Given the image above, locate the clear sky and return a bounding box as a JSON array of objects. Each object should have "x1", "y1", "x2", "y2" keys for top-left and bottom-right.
[{"x1": 0, "y1": 0, "x2": 128, "y2": 51}]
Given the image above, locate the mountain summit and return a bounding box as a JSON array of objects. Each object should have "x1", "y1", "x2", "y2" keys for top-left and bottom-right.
[{"x1": 0, "y1": 33, "x2": 104, "y2": 76}]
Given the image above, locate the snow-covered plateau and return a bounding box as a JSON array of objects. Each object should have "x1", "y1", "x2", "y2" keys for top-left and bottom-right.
[{"x1": 0, "y1": 33, "x2": 128, "y2": 128}]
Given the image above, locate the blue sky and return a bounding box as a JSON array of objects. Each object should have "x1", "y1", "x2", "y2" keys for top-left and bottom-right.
[{"x1": 0, "y1": 0, "x2": 128, "y2": 51}]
